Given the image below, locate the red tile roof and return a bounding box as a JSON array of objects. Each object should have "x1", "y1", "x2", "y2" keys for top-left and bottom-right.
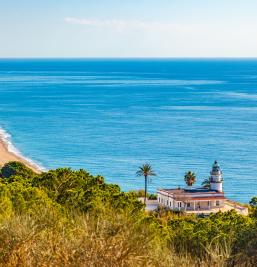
[{"x1": 158, "y1": 188, "x2": 225, "y2": 201}]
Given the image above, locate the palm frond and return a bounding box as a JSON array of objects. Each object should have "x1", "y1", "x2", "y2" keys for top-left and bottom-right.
[
  {"x1": 184, "y1": 171, "x2": 196, "y2": 186},
  {"x1": 136, "y1": 163, "x2": 156, "y2": 177}
]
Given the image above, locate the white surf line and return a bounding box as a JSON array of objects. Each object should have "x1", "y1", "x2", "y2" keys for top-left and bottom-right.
[{"x1": 0, "y1": 127, "x2": 46, "y2": 172}]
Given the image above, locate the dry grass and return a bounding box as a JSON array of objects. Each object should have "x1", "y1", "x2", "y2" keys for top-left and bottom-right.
[
  {"x1": 0, "y1": 208, "x2": 254, "y2": 266},
  {"x1": 0, "y1": 208, "x2": 175, "y2": 267}
]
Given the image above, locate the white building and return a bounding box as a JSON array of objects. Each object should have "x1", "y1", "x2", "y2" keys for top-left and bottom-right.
[{"x1": 157, "y1": 161, "x2": 226, "y2": 212}]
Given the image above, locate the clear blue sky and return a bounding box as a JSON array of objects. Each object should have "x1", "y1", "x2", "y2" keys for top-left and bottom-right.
[{"x1": 1, "y1": 0, "x2": 257, "y2": 57}]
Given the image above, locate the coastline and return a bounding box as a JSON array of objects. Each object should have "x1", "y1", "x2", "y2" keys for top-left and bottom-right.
[{"x1": 0, "y1": 129, "x2": 43, "y2": 174}]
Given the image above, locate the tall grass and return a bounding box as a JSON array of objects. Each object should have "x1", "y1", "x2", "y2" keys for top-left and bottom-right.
[
  {"x1": 0, "y1": 163, "x2": 256, "y2": 266},
  {"x1": 0, "y1": 207, "x2": 173, "y2": 267},
  {"x1": 0, "y1": 208, "x2": 256, "y2": 266}
]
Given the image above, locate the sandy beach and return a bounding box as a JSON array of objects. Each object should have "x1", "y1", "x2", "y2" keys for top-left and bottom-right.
[{"x1": 0, "y1": 138, "x2": 42, "y2": 174}]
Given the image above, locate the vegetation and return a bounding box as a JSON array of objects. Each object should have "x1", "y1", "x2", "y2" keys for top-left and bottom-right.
[
  {"x1": 130, "y1": 189, "x2": 148, "y2": 198},
  {"x1": 0, "y1": 161, "x2": 256, "y2": 266},
  {"x1": 249, "y1": 196, "x2": 257, "y2": 207},
  {"x1": 184, "y1": 171, "x2": 196, "y2": 187},
  {"x1": 136, "y1": 164, "x2": 156, "y2": 203},
  {"x1": 0, "y1": 161, "x2": 35, "y2": 179},
  {"x1": 148, "y1": 193, "x2": 157, "y2": 200},
  {"x1": 201, "y1": 177, "x2": 211, "y2": 189},
  {"x1": 129, "y1": 189, "x2": 157, "y2": 200}
]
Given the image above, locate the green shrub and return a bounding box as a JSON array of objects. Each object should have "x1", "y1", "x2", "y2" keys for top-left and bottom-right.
[
  {"x1": 0, "y1": 161, "x2": 35, "y2": 179},
  {"x1": 0, "y1": 162, "x2": 256, "y2": 266},
  {"x1": 148, "y1": 193, "x2": 157, "y2": 200}
]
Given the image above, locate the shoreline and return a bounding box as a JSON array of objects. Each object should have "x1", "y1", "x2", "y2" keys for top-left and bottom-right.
[{"x1": 0, "y1": 129, "x2": 43, "y2": 174}]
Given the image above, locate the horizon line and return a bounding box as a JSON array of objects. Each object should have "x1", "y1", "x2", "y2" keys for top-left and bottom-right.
[{"x1": 1, "y1": 56, "x2": 257, "y2": 60}]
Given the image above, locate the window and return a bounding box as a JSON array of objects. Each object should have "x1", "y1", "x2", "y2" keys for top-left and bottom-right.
[
  {"x1": 170, "y1": 201, "x2": 172, "y2": 207},
  {"x1": 158, "y1": 197, "x2": 160, "y2": 202},
  {"x1": 178, "y1": 202, "x2": 182, "y2": 208},
  {"x1": 216, "y1": 200, "x2": 220, "y2": 206},
  {"x1": 167, "y1": 200, "x2": 169, "y2": 206},
  {"x1": 187, "y1": 203, "x2": 190, "y2": 208}
]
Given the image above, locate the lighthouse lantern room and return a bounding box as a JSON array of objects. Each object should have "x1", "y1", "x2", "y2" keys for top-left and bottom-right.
[{"x1": 210, "y1": 160, "x2": 223, "y2": 192}]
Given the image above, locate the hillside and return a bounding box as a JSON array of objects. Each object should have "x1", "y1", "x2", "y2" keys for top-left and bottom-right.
[{"x1": 0, "y1": 161, "x2": 256, "y2": 266}]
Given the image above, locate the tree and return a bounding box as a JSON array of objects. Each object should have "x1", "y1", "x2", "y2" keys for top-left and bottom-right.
[
  {"x1": 201, "y1": 178, "x2": 210, "y2": 189},
  {"x1": 136, "y1": 164, "x2": 156, "y2": 204},
  {"x1": 0, "y1": 161, "x2": 35, "y2": 179},
  {"x1": 249, "y1": 196, "x2": 257, "y2": 207},
  {"x1": 184, "y1": 171, "x2": 196, "y2": 187}
]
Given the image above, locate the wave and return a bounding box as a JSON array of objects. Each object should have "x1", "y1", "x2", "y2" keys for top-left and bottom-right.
[
  {"x1": 160, "y1": 105, "x2": 257, "y2": 111},
  {"x1": 218, "y1": 92, "x2": 257, "y2": 101},
  {"x1": 0, "y1": 75, "x2": 225, "y2": 87},
  {"x1": 0, "y1": 127, "x2": 45, "y2": 171}
]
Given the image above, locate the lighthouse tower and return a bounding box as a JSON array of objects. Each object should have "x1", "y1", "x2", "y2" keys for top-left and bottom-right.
[{"x1": 210, "y1": 161, "x2": 223, "y2": 192}]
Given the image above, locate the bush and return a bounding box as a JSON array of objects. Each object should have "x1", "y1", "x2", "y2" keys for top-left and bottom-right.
[
  {"x1": 0, "y1": 162, "x2": 256, "y2": 266},
  {"x1": 148, "y1": 193, "x2": 157, "y2": 200},
  {"x1": 0, "y1": 161, "x2": 35, "y2": 179}
]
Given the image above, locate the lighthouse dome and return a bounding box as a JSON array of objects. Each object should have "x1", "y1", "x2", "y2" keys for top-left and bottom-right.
[{"x1": 211, "y1": 160, "x2": 222, "y2": 175}]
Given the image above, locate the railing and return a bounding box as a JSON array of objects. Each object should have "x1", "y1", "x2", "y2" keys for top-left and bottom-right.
[{"x1": 174, "y1": 206, "x2": 214, "y2": 211}]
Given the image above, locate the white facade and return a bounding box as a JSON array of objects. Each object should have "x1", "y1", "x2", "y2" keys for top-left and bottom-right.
[
  {"x1": 157, "y1": 190, "x2": 174, "y2": 209},
  {"x1": 210, "y1": 161, "x2": 223, "y2": 192},
  {"x1": 157, "y1": 189, "x2": 225, "y2": 212},
  {"x1": 157, "y1": 161, "x2": 225, "y2": 213},
  {"x1": 155, "y1": 161, "x2": 248, "y2": 215}
]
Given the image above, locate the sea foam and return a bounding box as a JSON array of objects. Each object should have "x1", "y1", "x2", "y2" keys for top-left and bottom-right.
[{"x1": 0, "y1": 127, "x2": 45, "y2": 171}]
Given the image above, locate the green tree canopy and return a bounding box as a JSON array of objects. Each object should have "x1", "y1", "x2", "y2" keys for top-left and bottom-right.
[
  {"x1": 249, "y1": 196, "x2": 257, "y2": 207},
  {"x1": 184, "y1": 171, "x2": 196, "y2": 187},
  {"x1": 0, "y1": 161, "x2": 36, "y2": 179}
]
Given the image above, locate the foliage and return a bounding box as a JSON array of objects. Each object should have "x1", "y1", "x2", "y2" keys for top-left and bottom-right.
[
  {"x1": 148, "y1": 193, "x2": 157, "y2": 200},
  {"x1": 129, "y1": 190, "x2": 157, "y2": 200},
  {"x1": 167, "y1": 210, "x2": 255, "y2": 263},
  {"x1": 201, "y1": 178, "x2": 210, "y2": 189},
  {"x1": 249, "y1": 196, "x2": 257, "y2": 207},
  {"x1": 184, "y1": 171, "x2": 196, "y2": 187},
  {"x1": 136, "y1": 164, "x2": 156, "y2": 179},
  {"x1": 129, "y1": 189, "x2": 149, "y2": 198},
  {"x1": 0, "y1": 208, "x2": 175, "y2": 267},
  {"x1": 136, "y1": 163, "x2": 156, "y2": 203},
  {"x1": 0, "y1": 161, "x2": 36, "y2": 179},
  {"x1": 0, "y1": 161, "x2": 256, "y2": 266}
]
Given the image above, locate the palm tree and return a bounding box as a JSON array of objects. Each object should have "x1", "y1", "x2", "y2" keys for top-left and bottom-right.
[
  {"x1": 184, "y1": 171, "x2": 196, "y2": 187},
  {"x1": 136, "y1": 164, "x2": 156, "y2": 204},
  {"x1": 201, "y1": 178, "x2": 210, "y2": 189}
]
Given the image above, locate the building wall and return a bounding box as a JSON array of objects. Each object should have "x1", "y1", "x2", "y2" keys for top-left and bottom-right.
[
  {"x1": 157, "y1": 192, "x2": 174, "y2": 209},
  {"x1": 210, "y1": 182, "x2": 223, "y2": 192},
  {"x1": 157, "y1": 191, "x2": 225, "y2": 211}
]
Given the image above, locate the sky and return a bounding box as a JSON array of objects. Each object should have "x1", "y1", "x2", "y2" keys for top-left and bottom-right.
[{"x1": 1, "y1": 0, "x2": 257, "y2": 58}]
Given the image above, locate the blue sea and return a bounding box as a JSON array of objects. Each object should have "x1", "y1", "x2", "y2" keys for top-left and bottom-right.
[{"x1": 0, "y1": 59, "x2": 257, "y2": 203}]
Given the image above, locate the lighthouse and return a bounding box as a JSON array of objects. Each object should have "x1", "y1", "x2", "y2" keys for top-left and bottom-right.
[{"x1": 210, "y1": 161, "x2": 223, "y2": 192}]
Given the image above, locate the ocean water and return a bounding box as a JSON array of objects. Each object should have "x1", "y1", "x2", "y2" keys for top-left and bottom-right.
[{"x1": 0, "y1": 59, "x2": 257, "y2": 203}]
